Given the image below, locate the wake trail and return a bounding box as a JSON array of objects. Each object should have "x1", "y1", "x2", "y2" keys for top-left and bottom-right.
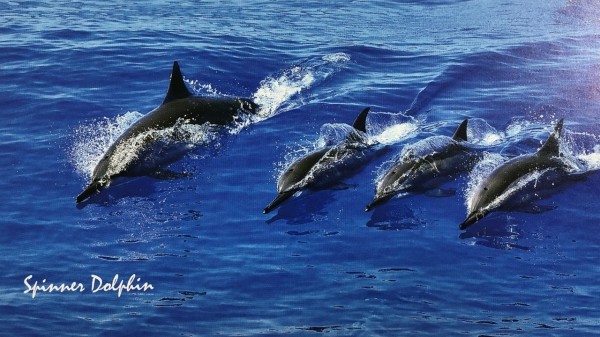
[{"x1": 250, "y1": 52, "x2": 352, "y2": 121}]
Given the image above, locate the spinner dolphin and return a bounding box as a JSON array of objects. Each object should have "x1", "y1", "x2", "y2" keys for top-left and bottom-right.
[
  {"x1": 264, "y1": 107, "x2": 377, "y2": 214},
  {"x1": 76, "y1": 61, "x2": 258, "y2": 203},
  {"x1": 366, "y1": 119, "x2": 480, "y2": 211},
  {"x1": 460, "y1": 119, "x2": 569, "y2": 229}
]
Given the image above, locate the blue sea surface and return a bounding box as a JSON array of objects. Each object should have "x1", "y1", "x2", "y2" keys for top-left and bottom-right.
[{"x1": 1, "y1": 0, "x2": 600, "y2": 336}]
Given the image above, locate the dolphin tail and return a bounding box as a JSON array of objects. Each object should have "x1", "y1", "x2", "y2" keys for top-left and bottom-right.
[
  {"x1": 263, "y1": 190, "x2": 296, "y2": 214},
  {"x1": 365, "y1": 194, "x2": 394, "y2": 212},
  {"x1": 459, "y1": 211, "x2": 486, "y2": 230},
  {"x1": 351, "y1": 107, "x2": 370, "y2": 133},
  {"x1": 76, "y1": 180, "x2": 106, "y2": 203}
]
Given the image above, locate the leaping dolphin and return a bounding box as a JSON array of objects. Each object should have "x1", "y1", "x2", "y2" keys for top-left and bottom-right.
[
  {"x1": 366, "y1": 119, "x2": 480, "y2": 211},
  {"x1": 459, "y1": 119, "x2": 568, "y2": 229},
  {"x1": 76, "y1": 61, "x2": 258, "y2": 203},
  {"x1": 263, "y1": 107, "x2": 377, "y2": 214}
]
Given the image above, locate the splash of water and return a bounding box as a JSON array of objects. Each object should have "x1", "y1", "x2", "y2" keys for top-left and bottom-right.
[
  {"x1": 70, "y1": 112, "x2": 217, "y2": 179},
  {"x1": 316, "y1": 123, "x2": 360, "y2": 148},
  {"x1": 465, "y1": 118, "x2": 505, "y2": 146},
  {"x1": 578, "y1": 151, "x2": 600, "y2": 170},
  {"x1": 185, "y1": 79, "x2": 223, "y2": 97},
  {"x1": 368, "y1": 111, "x2": 420, "y2": 145},
  {"x1": 561, "y1": 130, "x2": 600, "y2": 172},
  {"x1": 374, "y1": 123, "x2": 419, "y2": 145},
  {"x1": 251, "y1": 52, "x2": 351, "y2": 120},
  {"x1": 322, "y1": 53, "x2": 351, "y2": 63},
  {"x1": 252, "y1": 66, "x2": 315, "y2": 118},
  {"x1": 70, "y1": 111, "x2": 143, "y2": 178},
  {"x1": 464, "y1": 152, "x2": 507, "y2": 211}
]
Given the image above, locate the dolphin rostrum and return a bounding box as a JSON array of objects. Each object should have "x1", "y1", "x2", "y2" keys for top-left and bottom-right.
[
  {"x1": 366, "y1": 119, "x2": 480, "y2": 211},
  {"x1": 76, "y1": 61, "x2": 258, "y2": 203},
  {"x1": 459, "y1": 119, "x2": 568, "y2": 229},
  {"x1": 263, "y1": 107, "x2": 376, "y2": 214}
]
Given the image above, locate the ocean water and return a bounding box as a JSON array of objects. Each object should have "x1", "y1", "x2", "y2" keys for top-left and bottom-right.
[{"x1": 1, "y1": 0, "x2": 600, "y2": 336}]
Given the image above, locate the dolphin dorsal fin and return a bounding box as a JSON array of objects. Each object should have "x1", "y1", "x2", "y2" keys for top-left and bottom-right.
[
  {"x1": 452, "y1": 119, "x2": 469, "y2": 142},
  {"x1": 538, "y1": 118, "x2": 564, "y2": 157},
  {"x1": 352, "y1": 107, "x2": 370, "y2": 133},
  {"x1": 162, "y1": 61, "x2": 192, "y2": 105}
]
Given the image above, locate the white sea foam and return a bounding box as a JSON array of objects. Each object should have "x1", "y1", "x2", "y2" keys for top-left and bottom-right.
[
  {"x1": 561, "y1": 132, "x2": 600, "y2": 172},
  {"x1": 322, "y1": 52, "x2": 351, "y2": 63},
  {"x1": 315, "y1": 123, "x2": 363, "y2": 148},
  {"x1": 70, "y1": 112, "x2": 216, "y2": 179},
  {"x1": 185, "y1": 80, "x2": 222, "y2": 96},
  {"x1": 368, "y1": 111, "x2": 419, "y2": 145},
  {"x1": 466, "y1": 118, "x2": 506, "y2": 146},
  {"x1": 252, "y1": 67, "x2": 315, "y2": 118},
  {"x1": 251, "y1": 52, "x2": 351, "y2": 120},
  {"x1": 466, "y1": 118, "x2": 554, "y2": 147},
  {"x1": 373, "y1": 123, "x2": 419, "y2": 145},
  {"x1": 578, "y1": 151, "x2": 600, "y2": 171},
  {"x1": 70, "y1": 111, "x2": 142, "y2": 178}
]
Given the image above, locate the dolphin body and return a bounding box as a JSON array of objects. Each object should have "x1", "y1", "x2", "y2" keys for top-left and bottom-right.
[
  {"x1": 459, "y1": 119, "x2": 568, "y2": 229},
  {"x1": 76, "y1": 61, "x2": 258, "y2": 203},
  {"x1": 263, "y1": 107, "x2": 376, "y2": 214},
  {"x1": 366, "y1": 119, "x2": 479, "y2": 211}
]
